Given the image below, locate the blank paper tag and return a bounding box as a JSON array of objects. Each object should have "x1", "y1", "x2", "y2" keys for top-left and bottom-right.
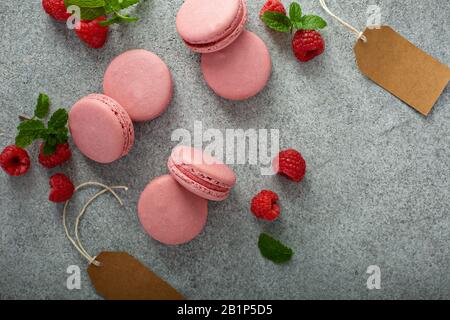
[
  {"x1": 87, "y1": 252, "x2": 185, "y2": 300},
  {"x1": 354, "y1": 26, "x2": 450, "y2": 116}
]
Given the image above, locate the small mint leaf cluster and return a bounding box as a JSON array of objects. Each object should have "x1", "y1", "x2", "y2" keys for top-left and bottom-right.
[
  {"x1": 262, "y1": 2, "x2": 327, "y2": 33},
  {"x1": 64, "y1": 0, "x2": 141, "y2": 25},
  {"x1": 15, "y1": 93, "x2": 69, "y2": 156}
]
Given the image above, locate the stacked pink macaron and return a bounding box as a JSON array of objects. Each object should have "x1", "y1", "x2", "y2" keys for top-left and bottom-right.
[
  {"x1": 176, "y1": 0, "x2": 272, "y2": 100},
  {"x1": 176, "y1": 0, "x2": 248, "y2": 53},
  {"x1": 69, "y1": 49, "x2": 173, "y2": 164},
  {"x1": 138, "y1": 146, "x2": 237, "y2": 245}
]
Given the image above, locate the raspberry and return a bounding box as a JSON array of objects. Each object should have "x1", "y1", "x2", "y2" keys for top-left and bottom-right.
[
  {"x1": 260, "y1": 0, "x2": 286, "y2": 17},
  {"x1": 292, "y1": 30, "x2": 325, "y2": 62},
  {"x1": 42, "y1": 0, "x2": 71, "y2": 22},
  {"x1": 273, "y1": 149, "x2": 306, "y2": 182},
  {"x1": 251, "y1": 190, "x2": 281, "y2": 221},
  {"x1": 75, "y1": 17, "x2": 109, "y2": 49},
  {"x1": 0, "y1": 145, "x2": 31, "y2": 177},
  {"x1": 49, "y1": 173, "x2": 75, "y2": 203},
  {"x1": 39, "y1": 143, "x2": 72, "y2": 169}
]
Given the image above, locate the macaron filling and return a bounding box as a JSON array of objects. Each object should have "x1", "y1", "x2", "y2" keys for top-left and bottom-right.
[{"x1": 170, "y1": 160, "x2": 230, "y2": 193}]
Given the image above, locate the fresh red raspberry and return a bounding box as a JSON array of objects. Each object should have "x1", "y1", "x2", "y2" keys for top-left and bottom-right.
[
  {"x1": 251, "y1": 190, "x2": 281, "y2": 221},
  {"x1": 75, "y1": 17, "x2": 109, "y2": 49},
  {"x1": 49, "y1": 173, "x2": 75, "y2": 203},
  {"x1": 292, "y1": 30, "x2": 325, "y2": 62},
  {"x1": 273, "y1": 149, "x2": 306, "y2": 182},
  {"x1": 39, "y1": 143, "x2": 72, "y2": 169},
  {"x1": 260, "y1": 0, "x2": 286, "y2": 17},
  {"x1": 42, "y1": 0, "x2": 71, "y2": 22},
  {"x1": 0, "y1": 145, "x2": 31, "y2": 177}
]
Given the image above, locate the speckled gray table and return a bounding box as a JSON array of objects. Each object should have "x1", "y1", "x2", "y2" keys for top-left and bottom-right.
[{"x1": 0, "y1": 0, "x2": 449, "y2": 300}]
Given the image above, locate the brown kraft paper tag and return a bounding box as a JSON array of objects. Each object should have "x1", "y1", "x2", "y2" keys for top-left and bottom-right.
[
  {"x1": 87, "y1": 252, "x2": 186, "y2": 300},
  {"x1": 354, "y1": 26, "x2": 450, "y2": 116}
]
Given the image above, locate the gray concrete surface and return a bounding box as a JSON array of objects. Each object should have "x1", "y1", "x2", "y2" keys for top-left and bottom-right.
[{"x1": 0, "y1": 0, "x2": 449, "y2": 300}]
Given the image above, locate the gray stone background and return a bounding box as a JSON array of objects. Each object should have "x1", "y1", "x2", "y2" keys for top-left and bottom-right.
[{"x1": 0, "y1": 0, "x2": 448, "y2": 300}]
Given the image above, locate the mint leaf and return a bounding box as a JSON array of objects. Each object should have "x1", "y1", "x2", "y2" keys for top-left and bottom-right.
[
  {"x1": 99, "y1": 13, "x2": 138, "y2": 26},
  {"x1": 119, "y1": 0, "x2": 140, "y2": 9},
  {"x1": 289, "y1": 2, "x2": 302, "y2": 23},
  {"x1": 104, "y1": 0, "x2": 139, "y2": 12},
  {"x1": 79, "y1": 6, "x2": 106, "y2": 20},
  {"x1": 300, "y1": 15, "x2": 327, "y2": 30},
  {"x1": 16, "y1": 120, "x2": 46, "y2": 147},
  {"x1": 48, "y1": 109, "x2": 68, "y2": 130},
  {"x1": 261, "y1": 11, "x2": 292, "y2": 33},
  {"x1": 64, "y1": 0, "x2": 106, "y2": 8},
  {"x1": 42, "y1": 142, "x2": 57, "y2": 156},
  {"x1": 258, "y1": 233, "x2": 293, "y2": 264},
  {"x1": 34, "y1": 93, "x2": 50, "y2": 119}
]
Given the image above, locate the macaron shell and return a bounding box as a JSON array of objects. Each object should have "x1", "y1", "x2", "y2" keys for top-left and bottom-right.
[
  {"x1": 176, "y1": 0, "x2": 242, "y2": 44},
  {"x1": 201, "y1": 30, "x2": 272, "y2": 100},
  {"x1": 69, "y1": 94, "x2": 134, "y2": 164},
  {"x1": 186, "y1": 3, "x2": 247, "y2": 54},
  {"x1": 168, "y1": 146, "x2": 237, "y2": 201},
  {"x1": 104, "y1": 49, "x2": 173, "y2": 122},
  {"x1": 137, "y1": 175, "x2": 208, "y2": 245}
]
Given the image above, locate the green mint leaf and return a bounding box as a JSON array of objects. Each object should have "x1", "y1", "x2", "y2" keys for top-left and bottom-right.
[
  {"x1": 79, "y1": 6, "x2": 106, "y2": 20},
  {"x1": 292, "y1": 20, "x2": 303, "y2": 30},
  {"x1": 99, "y1": 14, "x2": 138, "y2": 26},
  {"x1": 16, "y1": 120, "x2": 46, "y2": 147},
  {"x1": 15, "y1": 133, "x2": 34, "y2": 148},
  {"x1": 119, "y1": 0, "x2": 140, "y2": 9},
  {"x1": 104, "y1": 0, "x2": 122, "y2": 13},
  {"x1": 258, "y1": 233, "x2": 293, "y2": 264},
  {"x1": 300, "y1": 15, "x2": 327, "y2": 30},
  {"x1": 34, "y1": 93, "x2": 50, "y2": 119},
  {"x1": 48, "y1": 109, "x2": 68, "y2": 130},
  {"x1": 289, "y1": 2, "x2": 302, "y2": 23},
  {"x1": 64, "y1": 0, "x2": 106, "y2": 8},
  {"x1": 261, "y1": 11, "x2": 292, "y2": 33},
  {"x1": 104, "y1": 0, "x2": 139, "y2": 12},
  {"x1": 43, "y1": 142, "x2": 57, "y2": 156}
]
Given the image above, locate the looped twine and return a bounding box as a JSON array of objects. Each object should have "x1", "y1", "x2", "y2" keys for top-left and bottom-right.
[
  {"x1": 63, "y1": 182, "x2": 128, "y2": 267},
  {"x1": 319, "y1": 0, "x2": 368, "y2": 43}
]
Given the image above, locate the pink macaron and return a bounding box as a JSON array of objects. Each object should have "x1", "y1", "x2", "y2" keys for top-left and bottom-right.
[
  {"x1": 176, "y1": 0, "x2": 247, "y2": 53},
  {"x1": 201, "y1": 30, "x2": 272, "y2": 100},
  {"x1": 103, "y1": 49, "x2": 173, "y2": 122},
  {"x1": 167, "y1": 146, "x2": 237, "y2": 201},
  {"x1": 69, "y1": 94, "x2": 134, "y2": 164},
  {"x1": 138, "y1": 175, "x2": 208, "y2": 245}
]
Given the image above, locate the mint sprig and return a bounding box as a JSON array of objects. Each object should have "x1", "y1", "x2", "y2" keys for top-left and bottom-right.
[
  {"x1": 64, "y1": 0, "x2": 141, "y2": 25},
  {"x1": 262, "y1": 2, "x2": 327, "y2": 33},
  {"x1": 15, "y1": 93, "x2": 69, "y2": 156},
  {"x1": 258, "y1": 233, "x2": 293, "y2": 264}
]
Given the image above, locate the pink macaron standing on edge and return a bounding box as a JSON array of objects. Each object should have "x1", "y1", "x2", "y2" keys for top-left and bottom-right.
[
  {"x1": 176, "y1": 0, "x2": 248, "y2": 53},
  {"x1": 167, "y1": 145, "x2": 237, "y2": 201},
  {"x1": 201, "y1": 30, "x2": 272, "y2": 100},
  {"x1": 138, "y1": 175, "x2": 208, "y2": 245},
  {"x1": 104, "y1": 49, "x2": 173, "y2": 122},
  {"x1": 69, "y1": 94, "x2": 134, "y2": 164}
]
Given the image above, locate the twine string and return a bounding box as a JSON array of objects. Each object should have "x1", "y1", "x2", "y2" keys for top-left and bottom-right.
[
  {"x1": 63, "y1": 182, "x2": 128, "y2": 267},
  {"x1": 319, "y1": 0, "x2": 367, "y2": 42}
]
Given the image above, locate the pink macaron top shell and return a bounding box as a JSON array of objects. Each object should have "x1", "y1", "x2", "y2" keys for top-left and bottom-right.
[
  {"x1": 176, "y1": 0, "x2": 247, "y2": 53},
  {"x1": 137, "y1": 175, "x2": 208, "y2": 245},
  {"x1": 69, "y1": 94, "x2": 134, "y2": 164},
  {"x1": 201, "y1": 30, "x2": 272, "y2": 100},
  {"x1": 103, "y1": 49, "x2": 173, "y2": 122},
  {"x1": 168, "y1": 146, "x2": 237, "y2": 201}
]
